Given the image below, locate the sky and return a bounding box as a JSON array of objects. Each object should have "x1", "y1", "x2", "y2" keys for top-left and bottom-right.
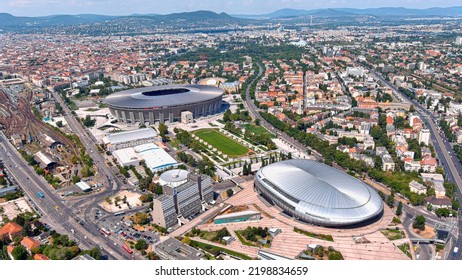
[{"x1": 0, "y1": 0, "x2": 460, "y2": 16}]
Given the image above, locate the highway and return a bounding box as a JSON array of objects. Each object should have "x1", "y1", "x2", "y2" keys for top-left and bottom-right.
[{"x1": 370, "y1": 69, "x2": 462, "y2": 259}]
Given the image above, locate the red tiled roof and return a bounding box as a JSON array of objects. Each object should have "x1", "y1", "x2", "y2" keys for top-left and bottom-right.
[
  {"x1": 0, "y1": 222, "x2": 23, "y2": 238},
  {"x1": 34, "y1": 254, "x2": 49, "y2": 260},
  {"x1": 21, "y1": 237, "x2": 41, "y2": 250}
]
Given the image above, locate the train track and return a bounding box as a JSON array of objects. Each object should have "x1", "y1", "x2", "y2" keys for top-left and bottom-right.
[{"x1": 0, "y1": 88, "x2": 79, "y2": 157}]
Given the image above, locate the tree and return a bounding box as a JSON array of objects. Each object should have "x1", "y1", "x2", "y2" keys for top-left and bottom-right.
[
  {"x1": 11, "y1": 245, "x2": 29, "y2": 260},
  {"x1": 226, "y1": 189, "x2": 234, "y2": 197},
  {"x1": 147, "y1": 251, "x2": 160, "y2": 260},
  {"x1": 133, "y1": 213, "x2": 149, "y2": 225},
  {"x1": 135, "y1": 239, "x2": 148, "y2": 251},
  {"x1": 413, "y1": 215, "x2": 426, "y2": 231},
  {"x1": 223, "y1": 109, "x2": 232, "y2": 122},
  {"x1": 56, "y1": 120, "x2": 64, "y2": 127},
  {"x1": 396, "y1": 201, "x2": 403, "y2": 216},
  {"x1": 242, "y1": 161, "x2": 248, "y2": 175},
  {"x1": 81, "y1": 247, "x2": 101, "y2": 260},
  {"x1": 386, "y1": 194, "x2": 395, "y2": 208},
  {"x1": 71, "y1": 175, "x2": 81, "y2": 184},
  {"x1": 82, "y1": 115, "x2": 96, "y2": 127},
  {"x1": 158, "y1": 123, "x2": 168, "y2": 140}
]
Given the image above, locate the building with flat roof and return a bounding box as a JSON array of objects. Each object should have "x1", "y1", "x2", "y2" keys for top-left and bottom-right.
[
  {"x1": 258, "y1": 250, "x2": 292, "y2": 260},
  {"x1": 0, "y1": 186, "x2": 17, "y2": 197},
  {"x1": 113, "y1": 148, "x2": 141, "y2": 167},
  {"x1": 152, "y1": 171, "x2": 213, "y2": 229},
  {"x1": 135, "y1": 143, "x2": 178, "y2": 172},
  {"x1": 113, "y1": 143, "x2": 178, "y2": 172},
  {"x1": 76, "y1": 181, "x2": 92, "y2": 192},
  {"x1": 214, "y1": 210, "x2": 261, "y2": 224},
  {"x1": 152, "y1": 195, "x2": 177, "y2": 229},
  {"x1": 102, "y1": 128, "x2": 159, "y2": 151},
  {"x1": 420, "y1": 173, "x2": 445, "y2": 184},
  {"x1": 155, "y1": 237, "x2": 203, "y2": 260}
]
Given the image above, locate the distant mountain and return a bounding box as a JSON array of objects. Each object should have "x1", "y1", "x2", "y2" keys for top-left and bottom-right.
[
  {"x1": 0, "y1": 13, "x2": 115, "y2": 28},
  {"x1": 0, "y1": 10, "x2": 238, "y2": 29},
  {"x1": 336, "y1": 6, "x2": 462, "y2": 17},
  {"x1": 157, "y1": 10, "x2": 233, "y2": 21},
  {"x1": 233, "y1": 6, "x2": 462, "y2": 19}
]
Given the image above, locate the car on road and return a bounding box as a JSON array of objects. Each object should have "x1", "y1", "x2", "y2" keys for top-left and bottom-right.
[{"x1": 454, "y1": 247, "x2": 459, "y2": 255}]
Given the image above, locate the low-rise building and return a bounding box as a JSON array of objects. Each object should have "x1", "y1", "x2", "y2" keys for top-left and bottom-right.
[
  {"x1": 425, "y1": 196, "x2": 452, "y2": 209},
  {"x1": 409, "y1": 180, "x2": 426, "y2": 195},
  {"x1": 382, "y1": 155, "x2": 395, "y2": 172},
  {"x1": 155, "y1": 237, "x2": 203, "y2": 260},
  {"x1": 20, "y1": 237, "x2": 41, "y2": 253},
  {"x1": 0, "y1": 222, "x2": 23, "y2": 241},
  {"x1": 102, "y1": 128, "x2": 159, "y2": 151}
]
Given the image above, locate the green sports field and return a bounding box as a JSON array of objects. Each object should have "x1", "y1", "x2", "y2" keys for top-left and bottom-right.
[{"x1": 195, "y1": 129, "x2": 248, "y2": 157}]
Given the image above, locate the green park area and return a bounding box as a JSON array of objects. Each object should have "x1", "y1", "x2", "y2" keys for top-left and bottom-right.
[{"x1": 195, "y1": 129, "x2": 248, "y2": 157}]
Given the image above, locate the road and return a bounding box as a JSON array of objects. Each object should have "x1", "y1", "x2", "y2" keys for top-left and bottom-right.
[
  {"x1": 370, "y1": 69, "x2": 462, "y2": 259},
  {"x1": 244, "y1": 62, "x2": 322, "y2": 160},
  {"x1": 0, "y1": 131, "x2": 125, "y2": 259},
  {"x1": 49, "y1": 89, "x2": 146, "y2": 259}
]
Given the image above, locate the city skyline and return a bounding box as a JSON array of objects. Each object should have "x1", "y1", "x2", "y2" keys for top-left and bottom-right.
[{"x1": 1, "y1": 0, "x2": 460, "y2": 17}]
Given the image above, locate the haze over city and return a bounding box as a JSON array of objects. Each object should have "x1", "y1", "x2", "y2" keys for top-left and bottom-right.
[{"x1": 1, "y1": 0, "x2": 460, "y2": 16}]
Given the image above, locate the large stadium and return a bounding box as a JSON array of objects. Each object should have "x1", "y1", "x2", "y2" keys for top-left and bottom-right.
[
  {"x1": 254, "y1": 159, "x2": 384, "y2": 227},
  {"x1": 103, "y1": 84, "x2": 224, "y2": 124}
]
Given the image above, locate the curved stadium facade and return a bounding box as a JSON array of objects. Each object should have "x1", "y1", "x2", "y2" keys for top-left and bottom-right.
[
  {"x1": 254, "y1": 159, "x2": 383, "y2": 227},
  {"x1": 104, "y1": 84, "x2": 224, "y2": 124}
]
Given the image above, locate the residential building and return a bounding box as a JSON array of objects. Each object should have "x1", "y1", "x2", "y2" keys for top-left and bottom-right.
[
  {"x1": 20, "y1": 237, "x2": 41, "y2": 253},
  {"x1": 0, "y1": 222, "x2": 23, "y2": 241},
  {"x1": 418, "y1": 129, "x2": 430, "y2": 146},
  {"x1": 425, "y1": 196, "x2": 452, "y2": 209},
  {"x1": 382, "y1": 155, "x2": 395, "y2": 172},
  {"x1": 409, "y1": 180, "x2": 426, "y2": 195}
]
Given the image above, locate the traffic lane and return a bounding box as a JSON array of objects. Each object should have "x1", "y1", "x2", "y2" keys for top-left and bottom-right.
[{"x1": 1, "y1": 137, "x2": 123, "y2": 259}]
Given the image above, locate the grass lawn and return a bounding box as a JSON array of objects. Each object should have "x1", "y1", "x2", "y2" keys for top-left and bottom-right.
[
  {"x1": 189, "y1": 240, "x2": 253, "y2": 260},
  {"x1": 294, "y1": 227, "x2": 334, "y2": 242},
  {"x1": 381, "y1": 228, "x2": 406, "y2": 241},
  {"x1": 195, "y1": 129, "x2": 248, "y2": 157},
  {"x1": 243, "y1": 124, "x2": 275, "y2": 138}
]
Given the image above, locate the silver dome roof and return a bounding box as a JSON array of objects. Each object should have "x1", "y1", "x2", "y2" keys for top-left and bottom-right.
[{"x1": 255, "y1": 159, "x2": 383, "y2": 226}]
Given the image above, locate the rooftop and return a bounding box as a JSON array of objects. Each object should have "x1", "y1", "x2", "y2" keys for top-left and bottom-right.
[{"x1": 102, "y1": 128, "x2": 157, "y2": 145}]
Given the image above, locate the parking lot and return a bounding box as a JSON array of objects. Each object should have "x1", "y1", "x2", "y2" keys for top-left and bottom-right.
[{"x1": 97, "y1": 214, "x2": 160, "y2": 245}]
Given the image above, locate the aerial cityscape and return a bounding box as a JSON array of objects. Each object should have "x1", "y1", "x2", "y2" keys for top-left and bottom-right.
[{"x1": 0, "y1": 0, "x2": 462, "y2": 262}]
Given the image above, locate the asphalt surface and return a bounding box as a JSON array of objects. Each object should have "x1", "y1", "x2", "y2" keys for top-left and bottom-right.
[
  {"x1": 0, "y1": 131, "x2": 125, "y2": 259},
  {"x1": 370, "y1": 69, "x2": 462, "y2": 259},
  {"x1": 49, "y1": 89, "x2": 146, "y2": 259}
]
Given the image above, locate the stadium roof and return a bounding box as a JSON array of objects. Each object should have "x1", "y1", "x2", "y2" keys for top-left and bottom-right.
[
  {"x1": 103, "y1": 84, "x2": 223, "y2": 109},
  {"x1": 256, "y1": 159, "x2": 383, "y2": 226}
]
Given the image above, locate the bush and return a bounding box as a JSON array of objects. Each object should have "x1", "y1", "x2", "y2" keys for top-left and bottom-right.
[{"x1": 413, "y1": 215, "x2": 426, "y2": 231}]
